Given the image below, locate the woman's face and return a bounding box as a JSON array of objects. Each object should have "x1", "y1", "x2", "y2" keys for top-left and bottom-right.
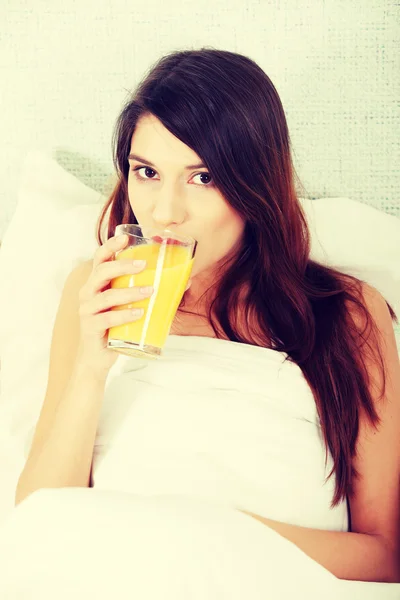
[{"x1": 127, "y1": 114, "x2": 245, "y2": 282}]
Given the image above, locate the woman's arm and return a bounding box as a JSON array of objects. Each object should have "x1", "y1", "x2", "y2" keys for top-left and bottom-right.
[
  {"x1": 242, "y1": 284, "x2": 400, "y2": 583},
  {"x1": 239, "y1": 512, "x2": 397, "y2": 582},
  {"x1": 15, "y1": 263, "x2": 107, "y2": 505},
  {"x1": 15, "y1": 358, "x2": 107, "y2": 505}
]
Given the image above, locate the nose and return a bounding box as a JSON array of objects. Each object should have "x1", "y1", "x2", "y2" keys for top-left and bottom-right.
[{"x1": 151, "y1": 189, "x2": 186, "y2": 229}]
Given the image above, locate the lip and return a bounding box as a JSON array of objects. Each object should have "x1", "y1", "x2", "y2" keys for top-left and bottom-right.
[
  {"x1": 151, "y1": 235, "x2": 183, "y2": 246},
  {"x1": 139, "y1": 226, "x2": 196, "y2": 246}
]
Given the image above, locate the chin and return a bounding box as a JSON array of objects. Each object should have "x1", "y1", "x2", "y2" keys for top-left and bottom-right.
[
  {"x1": 190, "y1": 263, "x2": 201, "y2": 278},
  {"x1": 190, "y1": 256, "x2": 209, "y2": 277}
]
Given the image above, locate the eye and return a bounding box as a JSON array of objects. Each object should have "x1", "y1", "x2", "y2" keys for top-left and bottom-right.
[
  {"x1": 131, "y1": 166, "x2": 214, "y2": 188},
  {"x1": 192, "y1": 172, "x2": 214, "y2": 187},
  {"x1": 132, "y1": 166, "x2": 158, "y2": 181}
]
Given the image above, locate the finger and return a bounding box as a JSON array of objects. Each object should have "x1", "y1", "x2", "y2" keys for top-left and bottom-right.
[
  {"x1": 91, "y1": 285, "x2": 153, "y2": 315},
  {"x1": 92, "y1": 307, "x2": 145, "y2": 333},
  {"x1": 92, "y1": 259, "x2": 147, "y2": 294},
  {"x1": 92, "y1": 234, "x2": 129, "y2": 270}
]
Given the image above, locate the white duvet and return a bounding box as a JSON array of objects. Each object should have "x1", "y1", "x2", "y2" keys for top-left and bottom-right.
[
  {"x1": 1, "y1": 333, "x2": 400, "y2": 598},
  {"x1": 0, "y1": 488, "x2": 397, "y2": 599}
]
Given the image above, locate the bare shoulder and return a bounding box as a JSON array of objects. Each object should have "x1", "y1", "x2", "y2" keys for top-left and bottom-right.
[
  {"x1": 345, "y1": 280, "x2": 395, "y2": 339},
  {"x1": 345, "y1": 279, "x2": 399, "y2": 416},
  {"x1": 54, "y1": 259, "x2": 95, "y2": 309},
  {"x1": 75, "y1": 258, "x2": 94, "y2": 276},
  {"x1": 67, "y1": 258, "x2": 94, "y2": 290}
]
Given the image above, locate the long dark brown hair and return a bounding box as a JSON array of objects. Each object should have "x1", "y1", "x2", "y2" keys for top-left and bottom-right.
[{"x1": 96, "y1": 48, "x2": 398, "y2": 506}]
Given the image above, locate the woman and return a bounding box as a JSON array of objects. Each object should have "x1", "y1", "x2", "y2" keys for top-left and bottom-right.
[{"x1": 15, "y1": 48, "x2": 400, "y2": 584}]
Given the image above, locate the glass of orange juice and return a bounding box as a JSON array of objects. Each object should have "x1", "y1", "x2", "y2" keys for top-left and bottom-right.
[{"x1": 107, "y1": 224, "x2": 197, "y2": 359}]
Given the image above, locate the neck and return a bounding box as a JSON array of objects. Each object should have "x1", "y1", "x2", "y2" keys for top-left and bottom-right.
[
  {"x1": 181, "y1": 281, "x2": 213, "y2": 317},
  {"x1": 181, "y1": 248, "x2": 241, "y2": 317}
]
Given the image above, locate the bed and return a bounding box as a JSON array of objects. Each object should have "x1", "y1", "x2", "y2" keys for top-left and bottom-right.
[{"x1": 0, "y1": 150, "x2": 399, "y2": 598}]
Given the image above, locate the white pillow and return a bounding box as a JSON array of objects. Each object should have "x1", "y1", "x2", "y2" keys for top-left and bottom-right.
[
  {"x1": 303, "y1": 196, "x2": 400, "y2": 316},
  {"x1": 0, "y1": 149, "x2": 399, "y2": 468},
  {"x1": 0, "y1": 152, "x2": 106, "y2": 445}
]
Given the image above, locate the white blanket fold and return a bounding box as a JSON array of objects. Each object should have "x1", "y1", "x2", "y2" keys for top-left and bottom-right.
[{"x1": 0, "y1": 488, "x2": 398, "y2": 599}]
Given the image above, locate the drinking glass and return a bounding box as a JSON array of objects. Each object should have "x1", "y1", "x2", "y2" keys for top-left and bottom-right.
[{"x1": 107, "y1": 224, "x2": 197, "y2": 359}]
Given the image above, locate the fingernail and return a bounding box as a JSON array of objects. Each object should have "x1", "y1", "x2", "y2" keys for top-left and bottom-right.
[
  {"x1": 133, "y1": 260, "x2": 146, "y2": 268},
  {"x1": 140, "y1": 286, "x2": 153, "y2": 295}
]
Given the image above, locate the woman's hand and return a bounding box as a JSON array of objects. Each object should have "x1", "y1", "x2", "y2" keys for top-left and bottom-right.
[{"x1": 76, "y1": 234, "x2": 154, "y2": 376}]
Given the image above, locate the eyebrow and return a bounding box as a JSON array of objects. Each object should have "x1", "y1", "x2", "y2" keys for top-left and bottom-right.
[{"x1": 128, "y1": 153, "x2": 206, "y2": 170}]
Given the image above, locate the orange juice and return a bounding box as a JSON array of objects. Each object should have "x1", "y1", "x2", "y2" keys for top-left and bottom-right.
[{"x1": 107, "y1": 242, "x2": 194, "y2": 356}]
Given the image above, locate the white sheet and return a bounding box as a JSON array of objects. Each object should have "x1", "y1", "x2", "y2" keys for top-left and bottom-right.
[
  {"x1": 1, "y1": 332, "x2": 400, "y2": 597},
  {"x1": 92, "y1": 335, "x2": 348, "y2": 532},
  {"x1": 0, "y1": 427, "x2": 25, "y2": 526},
  {"x1": 0, "y1": 488, "x2": 398, "y2": 599}
]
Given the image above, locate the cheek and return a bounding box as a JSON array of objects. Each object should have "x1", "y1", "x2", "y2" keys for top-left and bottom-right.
[
  {"x1": 128, "y1": 195, "x2": 150, "y2": 227},
  {"x1": 192, "y1": 209, "x2": 244, "y2": 273},
  {"x1": 202, "y1": 200, "x2": 242, "y2": 234},
  {"x1": 128, "y1": 182, "x2": 141, "y2": 214},
  {"x1": 213, "y1": 205, "x2": 244, "y2": 245}
]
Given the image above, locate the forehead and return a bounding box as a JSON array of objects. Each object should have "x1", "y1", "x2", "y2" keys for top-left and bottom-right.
[{"x1": 130, "y1": 115, "x2": 202, "y2": 165}]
